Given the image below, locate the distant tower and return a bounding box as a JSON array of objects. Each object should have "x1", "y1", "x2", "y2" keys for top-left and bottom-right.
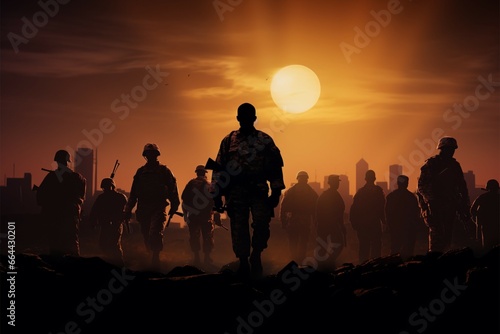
[
  {"x1": 389, "y1": 164, "x2": 403, "y2": 192},
  {"x1": 74, "y1": 147, "x2": 94, "y2": 202},
  {"x1": 356, "y1": 158, "x2": 369, "y2": 192}
]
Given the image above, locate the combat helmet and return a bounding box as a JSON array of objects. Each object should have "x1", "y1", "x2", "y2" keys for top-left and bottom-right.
[
  {"x1": 100, "y1": 178, "x2": 116, "y2": 189},
  {"x1": 142, "y1": 143, "x2": 160, "y2": 156},
  {"x1": 296, "y1": 170, "x2": 309, "y2": 179},
  {"x1": 437, "y1": 137, "x2": 458, "y2": 150},
  {"x1": 54, "y1": 150, "x2": 71, "y2": 163},
  {"x1": 195, "y1": 165, "x2": 207, "y2": 174}
]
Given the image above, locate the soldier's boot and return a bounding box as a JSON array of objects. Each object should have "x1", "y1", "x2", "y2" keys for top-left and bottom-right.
[
  {"x1": 250, "y1": 250, "x2": 263, "y2": 277},
  {"x1": 237, "y1": 257, "x2": 250, "y2": 278}
]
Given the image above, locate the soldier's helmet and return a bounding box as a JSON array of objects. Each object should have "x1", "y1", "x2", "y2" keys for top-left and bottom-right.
[
  {"x1": 195, "y1": 165, "x2": 207, "y2": 174},
  {"x1": 100, "y1": 178, "x2": 116, "y2": 189},
  {"x1": 485, "y1": 179, "x2": 499, "y2": 191},
  {"x1": 296, "y1": 170, "x2": 309, "y2": 179},
  {"x1": 437, "y1": 137, "x2": 458, "y2": 150},
  {"x1": 54, "y1": 150, "x2": 71, "y2": 163},
  {"x1": 142, "y1": 143, "x2": 161, "y2": 156}
]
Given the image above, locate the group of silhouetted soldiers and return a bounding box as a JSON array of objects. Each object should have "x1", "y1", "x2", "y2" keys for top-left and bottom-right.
[{"x1": 36, "y1": 106, "x2": 499, "y2": 274}]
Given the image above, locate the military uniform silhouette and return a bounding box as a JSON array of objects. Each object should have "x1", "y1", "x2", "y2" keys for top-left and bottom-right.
[
  {"x1": 417, "y1": 137, "x2": 470, "y2": 253},
  {"x1": 181, "y1": 165, "x2": 215, "y2": 265},
  {"x1": 315, "y1": 174, "x2": 346, "y2": 270},
  {"x1": 280, "y1": 170, "x2": 318, "y2": 262},
  {"x1": 470, "y1": 179, "x2": 499, "y2": 252},
  {"x1": 385, "y1": 175, "x2": 421, "y2": 259},
  {"x1": 89, "y1": 177, "x2": 128, "y2": 267},
  {"x1": 124, "y1": 143, "x2": 180, "y2": 270},
  {"x1": 349, "y1": 170, "x2": 386, "y2": 264},
  {"x1": 212, "y1": 103, "x2": 285, "y2": 276},
  {"x1": 36, "y1": 150, "x2": 86, "y2": 256}
]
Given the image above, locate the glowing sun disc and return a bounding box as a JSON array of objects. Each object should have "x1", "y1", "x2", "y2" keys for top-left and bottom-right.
[{"x1": 270, "y1": 64, "x2": 321, "y2": 114}]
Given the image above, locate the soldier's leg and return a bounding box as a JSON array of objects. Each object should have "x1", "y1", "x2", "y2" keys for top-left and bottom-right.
[
  {"x1": 148, "y1": 209, "x2": 167, "y2": 252},
  {"x1": 188, "y1": 219, "x2": 202, "y2": 256},
  {"x1": 201, "y1": 219, "x2": 215, "y2": 263},
  {"x1": 226, "y1": 191, "x2": 251, "y2": 259},
  {"x1": 425, "y1": 206, "x2": 448, "y2": 253},
  {"x1": 249, "y1": 195, "x2": 272, "y2": 275}
]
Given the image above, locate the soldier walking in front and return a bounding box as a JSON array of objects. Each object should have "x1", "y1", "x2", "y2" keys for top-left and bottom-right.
[
  {"x1": 124, "y1": 143, "x2": 180, "y2": 270},
  {"x1": 211, "y1": 102, "x2": 285, "y2": 277}
]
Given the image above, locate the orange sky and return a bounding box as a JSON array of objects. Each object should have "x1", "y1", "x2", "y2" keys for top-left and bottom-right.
[{"x1": 1, "y1": 0, "x2": 499, "y2": 198}]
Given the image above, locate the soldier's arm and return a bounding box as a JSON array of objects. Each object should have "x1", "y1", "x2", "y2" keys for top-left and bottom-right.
[
  {"x1": 125, "y1": 177, "x2": 138, "y2": 215},
  {"x1": 165, "y1": 169, "x2": 180, "y2": 211}
]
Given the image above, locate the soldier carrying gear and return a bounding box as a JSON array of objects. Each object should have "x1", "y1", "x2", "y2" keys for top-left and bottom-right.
[
  {"x1": 210, "y1": 102, "x2": 285, "y2": 277},
  {"x1": 36, "y1": 149, "x2": 86, "y2": 256},
  {"x1": 417, "y1": 136, "x2": 471, "y2": 253},
  {"x1": 89, "y1": 177, "x2": 128, "y2": 267},
  {"x1": 124, "y1": 143, "x2": 180, "y2": 271}
]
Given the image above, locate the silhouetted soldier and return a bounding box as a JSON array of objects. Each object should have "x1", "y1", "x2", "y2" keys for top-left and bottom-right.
[
  {"x1": 315, "y1": 174, "x2": 346, "y2": 270},
  {"x1": 124, "y1": 143, "x2": 180, "y2": 270},
  {"x1": 36, "y1": 150, "x2": 86, "y2": 256},
  {"x1": 385, "y1": 175, "x2": 421, "y2": 259},
  {"x1": 181, "y1": 165, "x2": 215, "y2": 266},
  {"x1": 211, "y1": 102, "x2": 285, "y2": 277},
  {"x1": 470, "y1": 179, "x2": 499, "y2": 252},
  {"x1": 280, "y1": 170, "x2": 318, "y2": 262},
  {"x1": 417, "y1": 137, "x2": 471, "y2": 253},
  {"x1": 349, "y1": 170, "x2": 386, "y2": 264},
  {"x1": 89, "y1": 178, "x2": 128, "y2": 267}
]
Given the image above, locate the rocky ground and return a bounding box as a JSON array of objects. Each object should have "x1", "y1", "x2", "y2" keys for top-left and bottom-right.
[{"x1": 1, "y1": 245, "x2": 498, "y2": 334}]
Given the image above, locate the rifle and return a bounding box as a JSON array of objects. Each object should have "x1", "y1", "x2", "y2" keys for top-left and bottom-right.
[
  {"x1": 166, "y1": 211, "x2": 184, "y2": 227},
  {"x1": 108, "y1": 159, "x2": 129, "y2": 234},
  {"x1": 110, "y1": 159, "x2": 120, "y2": 179},
  {"x1": 32, "y1": 168, "x2": 54, "y2": 191},
  {"x1": 211, "y1": 211, "x2": 228, "y2": 231},
  {"x1": 205, "y1": 157, "x2": 223, "y2": 172}
]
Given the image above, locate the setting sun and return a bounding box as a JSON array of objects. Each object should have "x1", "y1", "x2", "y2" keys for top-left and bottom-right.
[{"x1": 270, "y1": 64, "x2": 321, "y2": 114}]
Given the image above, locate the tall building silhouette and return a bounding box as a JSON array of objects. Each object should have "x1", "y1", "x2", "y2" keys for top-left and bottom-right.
[
  {"x1": 0, "y1": 173, "x2": 38, "y2": 215},
  {"x1": 389, "y1": 164, "x2": 403, "y2": 192},
  {"x1": 356, "y1": 158, "x2": 369, "y2": 192}
]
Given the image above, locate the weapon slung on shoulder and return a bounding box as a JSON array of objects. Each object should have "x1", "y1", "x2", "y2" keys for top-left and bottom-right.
[
  {"x1": 110, "y1": 160, "x2": 120, "y2": 179},
  {"x1": 205, "y1": 158, "x2": 223, "y2": 171}
]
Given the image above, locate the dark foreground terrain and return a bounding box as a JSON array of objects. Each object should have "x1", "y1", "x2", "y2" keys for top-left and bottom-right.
[{"x1": 1, "y1": 245, "x2": 498, "y2": 334}]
